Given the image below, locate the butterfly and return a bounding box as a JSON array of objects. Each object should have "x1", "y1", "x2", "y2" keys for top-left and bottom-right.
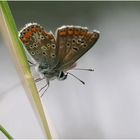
[{"x1": 19, "y1": 23, "x2": 100, "y2": 94}]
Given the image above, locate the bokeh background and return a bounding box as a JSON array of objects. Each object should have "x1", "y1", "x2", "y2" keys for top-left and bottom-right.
[{"x1": 1, "y1": 1, "x2": 140, "y2": 139}]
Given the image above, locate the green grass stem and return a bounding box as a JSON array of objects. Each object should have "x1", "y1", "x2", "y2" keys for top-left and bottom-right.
[
  {"x1": 0, "y1": 1, "x2": 53, "y2": 139},
  {"x1": 0, "y1": 125, "x2": 13, "y2": 139}
]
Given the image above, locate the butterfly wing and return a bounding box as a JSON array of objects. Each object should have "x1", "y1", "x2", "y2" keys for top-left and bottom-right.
[
  {"x1": 19, "y1": 23, "x2": 58, "y2": 69},
  {"x1": 55, "y1": 25, "x2": 100, "y2": 71}
]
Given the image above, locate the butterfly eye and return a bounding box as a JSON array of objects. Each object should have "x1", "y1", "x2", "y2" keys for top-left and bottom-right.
[
  {"x1": 51, "y1": 44, "x2": 56, "y2": 49},
  {"x1": 42, "y1": 51, "x2": 47, "y2": 56},
  {"x1": 58, "y1": 71, "x2": 67, "y2": 80},
  {"x1": 31, "y1": 51, "x2": 35, "y2": 55}
]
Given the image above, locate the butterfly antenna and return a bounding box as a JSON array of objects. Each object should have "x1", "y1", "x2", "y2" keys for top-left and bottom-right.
[
  {"x1": 73, "y1": 68, "x2": 94, "y2": 71},
  {"x1": 67, "y1": 72, "x2": 85, "y2": 85}
]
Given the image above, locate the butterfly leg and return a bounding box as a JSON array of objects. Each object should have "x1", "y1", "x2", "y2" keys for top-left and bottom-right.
[
  {"x1": 35, "y1": 77, "x2": 45, "y2": 83},
  {"x1": 28, "y1": 60, "x2": 34, "y2": 65},
  {"x1": 39, "y1": 78, "x2": 49, "y2": 97},
  {"x1": 28, "y1": 60, "x2": 37, "y2": 68}
]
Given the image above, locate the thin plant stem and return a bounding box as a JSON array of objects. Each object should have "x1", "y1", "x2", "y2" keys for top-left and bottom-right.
[
  {"x1": 0, "y1": 1, "x2": 53, "y2": 139},
  {"x1": 0, "y1": 124, "x2": 14, "y2": 139}
]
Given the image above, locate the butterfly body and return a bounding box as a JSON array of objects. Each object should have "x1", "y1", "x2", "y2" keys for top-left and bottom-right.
[
  {"x1": 37, "y1": 64, "x2": 67, "y2": 80},
  {"x1": 19, "y1": 23, "x2": 100, "y2": 82}
]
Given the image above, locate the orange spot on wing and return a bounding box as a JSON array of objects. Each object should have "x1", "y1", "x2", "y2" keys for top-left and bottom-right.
[
  {"x1": 59, "y1": 31, "x2": 66, "y2": 36},
  {"x1": 68, "y1": 31, "x2": 73, "y2": 35},
  {"x1": 80, "y1": 29, "x2": 87, "y2": 36},
  {"x1": 80, "y1": 31, "x2": 85, "y2": 36},
  {"x1": 48, "y1": 34, "x2": 54, "y2": 39},
  {"x1": 21, "y1": 38, "x2": 28, "y2": 44},
  {"x1": 74, "y1": 30, "x2": 80, "y2": 36},
  {"x1": 42, "y1": 32, "x2": 46, "y2": 36},
  {"x1": 21, "y1": 37, "x2": 27, "y2": 42},
  {"x1": 68, "y1": 28, "x2": 73, "y2": 35},
  {"x1": 86, "y1": 32, "x2": 93, "y2": 40},
  {"x1": 24, "y1": 31, "x2": 32, "y2": 39},
  {"x1": 32, "y1": 27, "x2": 38, "y2": 32}
]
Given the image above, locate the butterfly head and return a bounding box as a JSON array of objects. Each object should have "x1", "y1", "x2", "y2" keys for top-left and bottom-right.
[
  {"x1": 37, "y1": 64, "x2": 67, "y2": 80},
  {"x1": 57, "y1": 71, "x2": 67, "y2": 80}
]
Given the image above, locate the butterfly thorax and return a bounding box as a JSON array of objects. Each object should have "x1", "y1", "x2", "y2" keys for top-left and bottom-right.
[{"x1": 37, "y1": 64, "x2": 67, "y2": 80}]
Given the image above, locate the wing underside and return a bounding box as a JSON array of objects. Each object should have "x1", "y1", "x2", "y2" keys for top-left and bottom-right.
[{"x1": 55, "y1": 25, "x2": 100, "y2": 71}]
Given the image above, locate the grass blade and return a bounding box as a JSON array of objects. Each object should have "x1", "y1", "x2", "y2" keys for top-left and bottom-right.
[
  {"x1": 0, "y1": 124, "x2": 13, "y2": 139},
  {"x1": 0, "y1": 1, "x2": 53, "y2": 139}
]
